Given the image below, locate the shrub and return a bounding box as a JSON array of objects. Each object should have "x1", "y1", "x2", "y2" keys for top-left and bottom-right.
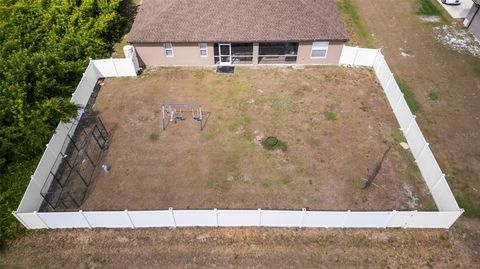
[
  {"x1": 261, "y1": 137, "x2": 288, "y2": 152},
  {"x1": 428, "y1": 90, "x2": 439, "y2": 101},
  {"x1": 323, "y1": 111, "x2": 337, "y2": 121},
  {"x1": 0, "y1": 0, "x2": 129, "y2": 246}
]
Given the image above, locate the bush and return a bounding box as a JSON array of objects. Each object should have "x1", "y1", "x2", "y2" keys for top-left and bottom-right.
[
  {"x1": 0, "y1": 0, "x2": 128, "y2": 245},
  {"x1": 261, "y1": 137, "x2": 288, "y2": 152}
]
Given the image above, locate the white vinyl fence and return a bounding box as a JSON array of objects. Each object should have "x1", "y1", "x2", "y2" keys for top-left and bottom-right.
[
  {"x1": 15, "y1": 209, "x2": 462, "y2": 229},
  {"x1": 13, "y1": 45, "x2": 463, "y2": 230},
  {"x1": 15, "y1": 49, "x2": 139, "y2": 214},
  {"x1": 340, "y1": 45, "x2": 461, "y2": 213}
]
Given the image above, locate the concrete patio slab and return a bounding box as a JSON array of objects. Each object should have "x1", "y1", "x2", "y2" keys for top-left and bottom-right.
[{"x1": 436, "y1": 0, "x2": 473, "y2": 19}]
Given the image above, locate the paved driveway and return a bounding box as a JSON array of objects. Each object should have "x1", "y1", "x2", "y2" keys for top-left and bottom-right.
[{"x1": 436, "y1": 0, "x2": 473, "y2": 19}]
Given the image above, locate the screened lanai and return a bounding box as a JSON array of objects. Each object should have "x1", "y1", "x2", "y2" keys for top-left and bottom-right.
[{"x1": 214, "y1": 42, "x2": 299, "y2": 65}]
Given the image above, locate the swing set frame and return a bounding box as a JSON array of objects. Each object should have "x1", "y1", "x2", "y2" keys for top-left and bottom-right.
[{"x1": 161, "y1": 103, "x2": 204, "y2": 131}]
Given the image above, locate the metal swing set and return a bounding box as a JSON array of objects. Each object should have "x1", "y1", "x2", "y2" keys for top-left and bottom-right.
[{"x1": 161, "y1": 103, "x2": 204, "y2": 131}]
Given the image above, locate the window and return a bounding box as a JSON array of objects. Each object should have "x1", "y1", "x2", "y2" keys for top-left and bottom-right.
[
  {"x1": 311, "y1": 42, "x2": 329, "y2": 58},
  {"x1": 199, "y1": 43, "x2": 208, "y2": 57},
  {"x1": 164, "y1": 43, "x2": 173, "y2": 57},
  {"x1": 258, "y1": 42, "x2": 298, "y2": 64}
]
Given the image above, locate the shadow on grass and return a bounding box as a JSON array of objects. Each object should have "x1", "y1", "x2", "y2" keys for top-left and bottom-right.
[{"x1": 111, "y1": 0, "x2": 140, "y2": 57}]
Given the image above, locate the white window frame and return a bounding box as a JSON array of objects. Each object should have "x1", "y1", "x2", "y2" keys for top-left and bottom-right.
[
  {"x1": 311, "y1": 41, "x2": 329, "y2": 59},
  {"x1": 164, "y1": 42, "x2": 174, "y2": 57},
  {"x1": 199, "y1": 43, "x2": 208, "y2": 57}
]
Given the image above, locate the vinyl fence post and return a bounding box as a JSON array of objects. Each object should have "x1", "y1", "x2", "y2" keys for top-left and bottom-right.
[
  {"x1": 80, "y1": 210, "x2": 92, "y2": 229},
  {"x1": 352, "y1": 46, "x2": 359, "y2": 66},
  {"x1": 30, "y1": 175, "x2": 43, "y2": 191},
  {"x1": 45, "y1": 143, "x2": 56, "y2": 158},
  {"x1": 431, "y1": 173, "x2": 446, "y2": 192},
  {"x1": 299, "y1": 208, "x2": 306, "y2": 228},
  {"x1": 393, "y1": 93, "x2": 404, "y2": 114},
  {"x1": 111, "y1": 58, "x2": 119, "y2": 77},
  {"x1": 339, "y1": 44, "x2": 346, "y2": 65},
  {"x1": 415, "y1": 143, "x2": 429, "y2": 160},
  {"x1": 384, "y1": 73, "x2": 394, "y2": 94},
  {"x1": 383, "y1": 211, "x2": 395, "y2": 228},
  {"x1": 125, "y1": 210, "x2": 135, "y2": 228},
  {"x1": 342, "y1": 210, "x2": 350, "y2": 228},
  {"x1": 404, "y1": 211, "x2": 417, "y2": 229},
  {"x1": 34, "y1": 211, "x2": 49, "y2": 229},
  {"x1": 169, "y1": 207, "x2": 177, "y2": 228},
  {"x1": 214, "y1": 208, "x2": 219, "y2": 227},
  {"x1": 12, "y1": 212, "x2": 31, "y2": 229},
  {"x1": 403, "y1": 116, "x2": 416, "y2": 136},
  {"x1": 372, "y1": 49, "x2": 381, "y2": 68},
  {"x1": 257, "y1": 208, "x2": 262, "y2": 227}
]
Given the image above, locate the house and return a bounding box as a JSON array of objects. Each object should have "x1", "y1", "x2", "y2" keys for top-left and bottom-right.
[
  {"x1": 464, "y1": 0, "x2": 480, "y2": 40},
  {"x1": 128, "y1": 0, "x2": 349, "y2": 66}
]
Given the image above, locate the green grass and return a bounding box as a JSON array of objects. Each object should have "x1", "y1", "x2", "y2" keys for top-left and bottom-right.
[
  {"x1": 149, "y1": 132, "x2": 160, "y2": 141},
  {"x1": 397, "y1": 78, "x2": 421, "y2": 113},
  {"x1": 323, "y1": 111, "x2": 337, "y2": 121},
  {"x1": 457, "y1": 195, "x2": 480, "y2": 219},
  {"x1": 111, "y1": 36, "x2": 128, "y2": 58},
  {"x1": 280, "y1": 175, "x2": 292, "y2": 185},
  {"x1": 416, "y1": 0, "x2": 442, "y2": 15},
  {"x1": 428, "y1": 89, "x2": 440, "y2": 101},
  {"x1": 472, "y1": 59, "x2": 480, "y2": 75},
  {"x1": 337, "y1": 0, "x2": 375, "y2": 47},
  {"x1": 392, "y1": 128, "x2": 406, "y2": 144},
  {"x1": 194, "y1": 70, "x2": 207, "y2": 80},
  {"x1": 303, "y1": 73, "x2": 315, "y2": 81}
]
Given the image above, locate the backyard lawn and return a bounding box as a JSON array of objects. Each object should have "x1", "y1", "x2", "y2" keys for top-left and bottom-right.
[{"x1": 79, "y1": 66, "x2": 432, "y2": 211}]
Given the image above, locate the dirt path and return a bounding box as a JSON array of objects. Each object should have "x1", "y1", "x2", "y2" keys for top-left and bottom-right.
[{"x1": 1, "y1": 222, "x2": 478, "y2": 268}]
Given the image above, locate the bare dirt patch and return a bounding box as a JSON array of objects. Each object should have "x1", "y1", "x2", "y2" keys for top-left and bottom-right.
[
  {"x1": 433, "y1": 23, "x2": 480, "y2": 57},
  {"x1": 78, "y1": 66, "x2": 432, "y2": 211},
  {"x1": 1, "y1": 224, "x2": 477, "y2": 268}
]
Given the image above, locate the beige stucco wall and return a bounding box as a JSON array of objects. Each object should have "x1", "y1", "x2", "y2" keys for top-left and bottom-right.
[
  {"x1": 296, "y1": 41, "x2": 344, "y2": 65},
  {"x1": 134, "y1": 43, "x2": 215, "y2": 66},
  {"x1": 133, "y1": 41, "x2": 344, "y2": 66}
]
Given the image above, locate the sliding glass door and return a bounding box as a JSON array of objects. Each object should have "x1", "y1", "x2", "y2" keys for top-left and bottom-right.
[
  {"x1": 214, "y1": 43, "x2": 254, "y2": 64},
  {"x1": 219, "y1": 43, "x2": 231, "y2": 65}
]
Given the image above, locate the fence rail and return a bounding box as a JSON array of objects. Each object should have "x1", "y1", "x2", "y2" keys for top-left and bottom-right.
[
  {"x1": 16, "y1": 54, "x2": 138, "y2": 214},
  {"x1": 14, "y1": 209, "x2": 462, "y2": 229},
  {"x1": 340, "y1": 46, "x2": 460, "y2": 212},
  {"x1": 14, "y1": 45, "x2": 463, "y2": 229}
]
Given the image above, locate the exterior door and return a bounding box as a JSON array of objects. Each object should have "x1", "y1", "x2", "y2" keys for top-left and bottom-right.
[{"x1": 219, "y1": 43, "x2": 231, "y2": 64}]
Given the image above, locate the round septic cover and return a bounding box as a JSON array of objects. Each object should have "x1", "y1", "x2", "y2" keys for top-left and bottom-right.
[{"x1": 265, "y1": 136, "x2": 278, "y2": 146}]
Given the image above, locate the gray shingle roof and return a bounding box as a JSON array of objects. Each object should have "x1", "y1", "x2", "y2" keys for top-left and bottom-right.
[{"x1": 128, "y1": 0, "x2": 349, "y2": 43}]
